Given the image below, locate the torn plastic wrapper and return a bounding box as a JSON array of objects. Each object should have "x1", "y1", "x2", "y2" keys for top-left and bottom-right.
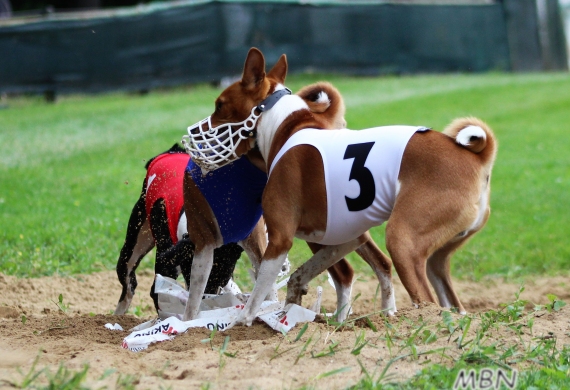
[
  {"x1": 104, "y1": 323, "x2": 124, "y2": 331},
  {"x1": 258, "y1": 303, "x2": 318, "y2": 333},
  {"x1": 154, "y1": 274, "x2": 250, "y2": 319},
  {"x1": 121, "y1": 275, "x2": 322, "y2": 352}
]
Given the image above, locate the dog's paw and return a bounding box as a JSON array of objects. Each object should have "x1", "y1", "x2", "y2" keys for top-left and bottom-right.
[{"x1": 383, "y1": 301, "x2": 397, "y2": 317}]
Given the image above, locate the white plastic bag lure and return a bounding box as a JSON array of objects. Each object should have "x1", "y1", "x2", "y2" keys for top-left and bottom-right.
[{"x1": 120, "y1": 275, "x2": 322, "y2": 352}]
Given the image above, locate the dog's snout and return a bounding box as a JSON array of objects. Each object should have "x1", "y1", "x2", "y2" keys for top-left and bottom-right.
[
  {"x1": 188, "y1": 118, "x2": 212, "y2": 136},
  {"x1": 187, "y1": 124, "x2": 200, "y2": 135},
  {"x1": 188, "y1": 123, "x2": 202, "y2": 135}
]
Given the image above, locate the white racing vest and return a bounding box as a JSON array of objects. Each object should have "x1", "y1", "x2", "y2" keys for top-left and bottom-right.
[{"x1": 268, "y1": 126, "x2": 427, "y2": 245}]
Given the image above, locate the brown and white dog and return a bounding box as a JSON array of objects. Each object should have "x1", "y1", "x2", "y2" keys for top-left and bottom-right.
[
  {"x1": 184, "y1": 48, "x2": 497, "y2": 327},
  {"x1": 181, "y1": 52, "x2": 398, "y2": 322},
  {"x1": 114, "y1": 82, "x2": 348, "y2": 316}
]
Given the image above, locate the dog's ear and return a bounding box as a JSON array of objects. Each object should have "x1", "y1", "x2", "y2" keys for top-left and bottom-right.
[
  {"x1": 241, "y1": 47, "x2": 266, "y2": 90},
  {"x1": 267, "y1": 54, "x2": 288, "y2": 84}
]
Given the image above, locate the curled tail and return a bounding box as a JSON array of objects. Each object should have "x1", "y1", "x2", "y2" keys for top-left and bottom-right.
[
  {"x1": 443, "y1": 116, "x2": 497, "y2": 167},
  {"x1": 296, "y1": 82, "x2": 346, "y2": 129}
]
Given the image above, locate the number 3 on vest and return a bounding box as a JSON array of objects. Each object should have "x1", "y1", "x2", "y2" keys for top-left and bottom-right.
[{"x1": 344, "y1": 142, "x2": 376, "y2": 212}]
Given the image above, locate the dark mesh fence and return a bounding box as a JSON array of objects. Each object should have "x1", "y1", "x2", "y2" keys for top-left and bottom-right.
[{"x1": 0, "y1": 0, "x2": 566, "y2": 94}]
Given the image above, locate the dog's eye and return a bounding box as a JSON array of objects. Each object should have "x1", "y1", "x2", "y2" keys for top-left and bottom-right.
[{"x1": 215, "y1": 101, "x2": 223, "y2": 112}]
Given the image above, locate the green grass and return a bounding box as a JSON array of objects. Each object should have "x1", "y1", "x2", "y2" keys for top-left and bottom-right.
[
  {"x1": 248, "y1": 289, "x2": 568, "y2": 390},
  {"x1": 2, "y1": 352, "x2": 140, "y2": 389},
  {"x1": 1, "y1": 72, "x2": 570, "y2": 282},
  {"x1": 345, "y1": 289, "x2": 570, "y2": 389}
]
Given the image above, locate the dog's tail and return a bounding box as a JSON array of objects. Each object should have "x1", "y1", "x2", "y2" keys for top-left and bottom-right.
[
  {"x1": 296, "y1": 82, "x2": 346, "y2": 129},
  {"x1": 443, "y1": 116, "x2": 497, "y2": 167}
]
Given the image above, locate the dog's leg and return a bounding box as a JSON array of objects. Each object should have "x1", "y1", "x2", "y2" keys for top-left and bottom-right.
[
  {"x1": 228, "y1": 228, "x2": 295, "y2": 328},
  {"x1": 426, "y1": 209, "x2": 489, "y2": 314},
  {"x1": 240, "y1": 219, "x2": 283, "y2": 300},
  {"x1": 206, "y1": 243, "x2": 243, "y2": 294},
  {"x1": 231, "y1": 253, "x2": 289, "y2": 328},
  {"x1": 115, "y1": 219, "x2": 154, "y2": 314},
  {"x1": 287, "y1": 237, "x2": 366, "y2": 322},
  {"x1": 149, "y1": 199, "x2": 177, "y2": 311},
  {"x1": 326, "y1": 258, "x2": 355, "y2": 319},
  {"x1": 426, "y1": 239, "x2": 469, "y2": 315},
  {"x1": 183, "y1": 245, "x2": 218, "y2": 320},
  {"x1": 162, "y1": 239, "x2": 241, "y2": 295},
  {"x1": 182, "y1": 171, "x2": 223, "y2": 321},
  {"x1": 306, "y1": 242, "x2": 356, "y2": 318},
  {"x1": 355, "y1": 234, "x2": 397, "y2": 316},
  {"x1": 162, "y1": 238, "x2": 195, "y2": 289},
  {"x1": 385, "y1": 218, "x2": 441, "y2": 308},
  {"x1": 240, "y1": 219, "x2": 266, "y2": 278},
  {"x1": 183, "y1": 244, "x2": 216, "y2": 320},
  {"x1": 115, "y1": 192, "x2": 154, "y2": 315}
]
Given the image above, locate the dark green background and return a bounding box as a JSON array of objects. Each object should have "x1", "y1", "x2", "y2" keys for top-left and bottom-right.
[{"x1": 1, "y1": 1, "x2": 566, "y2": 95}]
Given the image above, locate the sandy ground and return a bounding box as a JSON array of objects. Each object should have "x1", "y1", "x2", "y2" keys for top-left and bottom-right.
[{"x1": 0, "y1": 269, "x2": 569, "y2": 389}]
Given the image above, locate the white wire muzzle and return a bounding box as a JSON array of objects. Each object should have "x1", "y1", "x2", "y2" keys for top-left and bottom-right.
[
  {"x1": 182, "y1": 106, "x2": 260, "y2": 173},
  {"x1": 182, "y1": 87, "x2": 292, "y2": 173}
]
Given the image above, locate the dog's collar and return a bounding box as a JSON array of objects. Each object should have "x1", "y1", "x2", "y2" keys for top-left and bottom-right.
[
  {"x1": 246, "y1": 87, "x2": 292, "y2": 138},
  {"x1": 257, "y1": 88, "x2": 292, "y2": 113}
]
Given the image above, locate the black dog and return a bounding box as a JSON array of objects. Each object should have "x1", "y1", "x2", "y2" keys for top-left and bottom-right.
[{"x1": 114, "y1": 144, "x2": 244, "y2": 315}]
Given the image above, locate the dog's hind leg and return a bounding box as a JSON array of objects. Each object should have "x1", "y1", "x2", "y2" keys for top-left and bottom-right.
[
  {"x1": 288, "y1": 236, "x2": 367, "y2": 323},
  {"x1": 426, "y1": 238, "x2": 470, "y2": 315},
  {"x1": 426, "y1": 209, "x2": 489, "y2": 315},
  {"x1": 149, "y1": 199, "x2": 177, "y2": 311},
  {"x1": 115, "y1": 192, "x2": 154, "y2": 315},
  {"x1": 355, "y1": 233, "x2": 397, "y2": 316},
  {"x1": 162, "y1": 238, "x2": 195, "y2": 289},
  {"x1": 206, "y1": 243, "x2": 243, "y2": 294},
  {"x1": 385, "y1": 219, "x2": 438, "y2": 309},
  {"x1": 326, "y1": 258, "x2": 354, "y2": 319},
  {"x1": 306, "y1": 242, "x2": 355, "y2": 318},
  {"x1": 386, "y1": 211, "x2": 474, "y2": 310}
]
